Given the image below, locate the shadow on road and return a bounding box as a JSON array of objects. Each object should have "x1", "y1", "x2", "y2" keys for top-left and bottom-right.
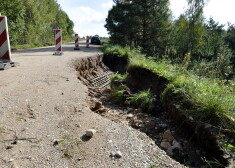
[{"x1": 80, "y1": 134, "x2": 92, "y2": 142}]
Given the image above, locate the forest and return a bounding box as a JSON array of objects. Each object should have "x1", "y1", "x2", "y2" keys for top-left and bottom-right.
[
  {"x1": 0, "y1": 0, "x2": 74, "y2": 48},
  {"x1": 105, "y1": 0, "x2": 235, "y2": 79}
]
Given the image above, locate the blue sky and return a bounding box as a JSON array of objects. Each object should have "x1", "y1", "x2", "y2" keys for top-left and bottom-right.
[{"x1": 57, "y1": 0, "x2": 235, "y2": 37}]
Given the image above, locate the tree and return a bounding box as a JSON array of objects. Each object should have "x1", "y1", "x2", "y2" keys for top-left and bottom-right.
[
  {"x1": 226, "y1": 24, "x2": 235, "y2": 74},
  {"x1": 105, "y1": 1, "x2": 140, "y2": 46},
  {"x1": 169, "y1": 0, "x2": 207, "y2": 62},
  {"x1": 169, "y1": 15, "x2": 190, "y2": 61},
  {"x1": 0, "y1": 0, "x2": 74, "y2": 46},
  {"x1": 0, "y1": 0, "x2": 26, "y2": 45},
  {"x1": 105, "y1": 0, "x2": 171, "y2": 56},
  {"x1": 185, "y1": 0, "x2": 207, "y2": 59}
]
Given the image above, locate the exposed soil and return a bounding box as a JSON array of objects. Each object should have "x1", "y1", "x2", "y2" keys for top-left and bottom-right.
[{"x1": 87, "y1": 90, "x2": 210, "y2": 168}]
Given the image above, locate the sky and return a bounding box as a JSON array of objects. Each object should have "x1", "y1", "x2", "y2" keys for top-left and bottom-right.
[{"x1": 57, "y1": 0, "x2": 235, "y2": 37}]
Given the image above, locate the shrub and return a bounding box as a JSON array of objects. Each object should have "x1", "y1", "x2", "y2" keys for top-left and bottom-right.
[
  {"x1": 111, "y1": 73, "x2": 127, "y2": 82},
  {"x1": 109, "y1": 84, "x2": 128, "y2": 105},
  {"x1": 101, "y1": 45, "x2": 131, "y2": 61},
  {"x1": 128, "y1": 89, "x2": 155, "y2": 113}
]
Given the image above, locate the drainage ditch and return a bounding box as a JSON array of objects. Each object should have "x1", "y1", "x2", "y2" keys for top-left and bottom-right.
[{"x1": 74, "y1": 54, "x2": 234, "y2": 168}]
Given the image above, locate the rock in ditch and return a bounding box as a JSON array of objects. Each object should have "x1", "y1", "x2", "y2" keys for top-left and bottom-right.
[
  {"x1": 166, "y1": 146, "x2": 175, "y2": 156},
  {"x1": 162, "y1": 129, "x2": 174, "y2": 142},
  {"x1": 126, "y1": 113, "x2": 134, "y2": 119},
  {"x1": 94, "y1": 102, "x2": 102, "y2": 110},
  {"x1": 90, "y1": 101, "x2": 103, "y2": 111},
  {"x1": 86, "y1": 129, "x2": 96, "y2": 137},
  {"x1": 160, "y1": 142, "x2": 171, "y2": 151},
  {"x1": 102, "y1": 88, "x2": 112, "y2": 95},
  {"x1": 96, "y1": 108, "x2": 107, "y2": 114},
  {"x1": 172, "y1": 140, "x2": 182, "y2": 150},
  {"x1": 166, "y1": 140, "x2": 183, "y2": 156}
]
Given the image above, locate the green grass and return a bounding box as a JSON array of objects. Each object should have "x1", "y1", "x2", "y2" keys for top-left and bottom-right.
[
  {"x1": 101, "y1": 44, "x2": 131, "y2": 61},
  {"x1": 57, "y1": 134, "x2": 82, "y2": 159},
  {"x1": 109, "y1": 84, "x2": 127, "y2": 105},
  {"x1": 101, "y1": 38, "x2": 110, "y2": 45},
  {"x1": 0, "y1": 126, "x2": 5, "y2": 133},
  {"x1": 111, "y1": 73, "x2": 127, "y2": 82},
  {"x1": 128, "y1": 89, "x2": 155, "y2": 113},
  {"x1": 109, "y1": 74, "x2": 129, "y2": 104},
  {"x1": 129, "y1": 54, "x2": 182, "y2": 80},
  {"x1": 110, "y1": 74, "x2": 155, "y2": 113},
  {"x1": 12, "y1": 42, "x2": 53, "y2": 50},
  {"x1": 170, "y1": 75, "x2": 234, "y2": 125},
  {"x1": 11, "y1": 36, "x2": 74, "y2": 50},
  {"x1": 129, "y1": 56, "x2": 235, "y2": 129}
]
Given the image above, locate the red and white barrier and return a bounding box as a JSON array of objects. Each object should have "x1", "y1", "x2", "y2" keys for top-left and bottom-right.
[
  {"x1": 74, "y1": 34, "x2": 80, "y2": 50},
  {"x1": 0, "y1": 16, "x2": 12, "y2": 62},
  {"x1": 53, "y1": 29, "x2": 63, "y2": 55},
  {"x1": 86, "y1": 36, "x2": 90, "y2": 48}
]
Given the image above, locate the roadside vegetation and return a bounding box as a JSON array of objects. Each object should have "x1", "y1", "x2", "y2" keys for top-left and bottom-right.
[
  {"x1": 0, "y1": 0, "x2": 74, "y2": 49},
  {"x1": 100, "y1": 38, "x2": 110, "y2": 45},
  {"x1": 105, "y1": 0, "x2": 235, "y2": 80},
  {"x1": 101, "y1": 45, "x2": 130, "y2": 62},
  {"x1": 104, "y1": 0, "x2": 235, "y2": 138},
  {"x1": 101, "y1": 40, "x2": 235, "y2": 165},
  {"x1": 128, "y1": 89, "x2": 155, "y2": 113},
  {"x1": 104, "y1": 46, "x2": 235, "y2": 130}
]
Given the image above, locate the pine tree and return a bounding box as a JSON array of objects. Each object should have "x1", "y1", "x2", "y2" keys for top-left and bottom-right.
[{"x1": 105, "y1": 0, "x2": 171, "y2": 56}]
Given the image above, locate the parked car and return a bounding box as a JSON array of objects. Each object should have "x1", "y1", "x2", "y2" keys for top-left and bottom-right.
[{"x1": 90, "y1": 36, "x2": 101, "y2": 45}]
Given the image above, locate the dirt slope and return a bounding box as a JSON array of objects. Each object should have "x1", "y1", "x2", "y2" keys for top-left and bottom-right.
[{"x1": 0, "y1": 42, "x2": 183, "y2": 168}]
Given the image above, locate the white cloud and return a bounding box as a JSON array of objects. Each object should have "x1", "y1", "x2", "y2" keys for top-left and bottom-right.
[
  {"x1": 73, "y1": 23, "x2": 108, "y2": 38},
  {"x1": 101, "y1": 2, "x2": 114, "y2": 9},
  {"x1": 204, "y1": 0, "x2": 235, "y2": 25},
  {"x1": 170, "y1": 0, "x2": 235, "y2": 25},
  {"x1": 61, "y1": 5, "x2": 108, "y2": 36},
  {"x1": 65, "y1": 6, "x2": 106, "y2": 24},
  {"x1": 170, "y1": 0, "x2": 188, "y2": 19}
]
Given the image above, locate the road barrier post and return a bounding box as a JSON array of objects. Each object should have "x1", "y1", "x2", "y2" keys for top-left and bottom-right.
[
  {"x1": 53, "y1": 29, "x2": 63, "y2": 55},
  {"x1": 74, "y1": 34, "x2": 80, "y2": 50},
  {"x1": 86, "y1": 36, "x2": 90, "y2": 48},
  {"x1": 0, "y1": 15, "x2": 14, "y2": 70}
]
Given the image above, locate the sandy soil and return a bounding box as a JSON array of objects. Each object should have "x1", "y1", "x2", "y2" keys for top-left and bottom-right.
[{"x1": 0, "y1": 42, "x2": 183, "y2": 168}]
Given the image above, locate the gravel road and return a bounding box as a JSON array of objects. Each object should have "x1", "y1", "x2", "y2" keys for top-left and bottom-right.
[{"x1": 0, "y1": 42, "x2": 183, "y2": 168}]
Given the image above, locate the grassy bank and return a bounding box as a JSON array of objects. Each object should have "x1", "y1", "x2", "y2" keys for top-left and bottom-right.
[
  {"x1": 102, "y1": 45, "x2": 235, "y2": 128},
  {"x1": 130, "y1": 55, "x2": 235, "y2": 129},
  {"x1": 102, "y1": 45, "x2": 235, "y2": 161},
  {"x1": 101, "y1": 44, "x2": 130, "y2": 61},
  {"x1": 11, "y1": 36, "x2": 74, "y2": 50}
]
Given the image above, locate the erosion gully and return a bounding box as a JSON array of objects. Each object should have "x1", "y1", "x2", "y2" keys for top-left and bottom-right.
[{"x1": 73, "y1": 54, "x2": 234, "y2": 168}]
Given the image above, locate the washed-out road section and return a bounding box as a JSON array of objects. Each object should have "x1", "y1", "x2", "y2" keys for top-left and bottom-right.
[{"x1": 0, "y1": 42, "x2": 183, "y2": 168}]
